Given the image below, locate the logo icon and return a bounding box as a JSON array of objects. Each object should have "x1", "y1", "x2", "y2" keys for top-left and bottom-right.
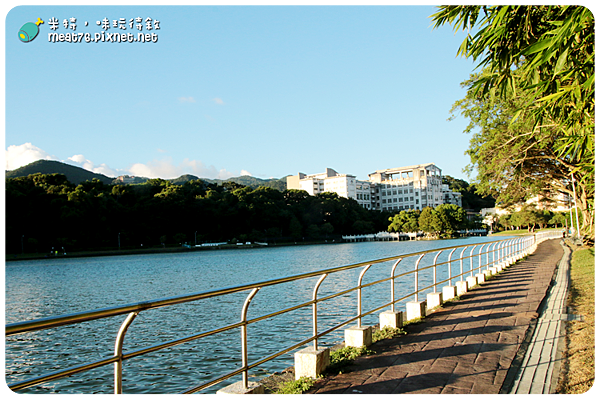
[{"x1": 19, "y1": 18, "x2": 44, "y2": 43}]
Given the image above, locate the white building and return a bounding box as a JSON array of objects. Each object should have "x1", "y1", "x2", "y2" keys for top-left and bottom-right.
[
  {"x1": 287, "y1": 163, "x2": 462, "y2": 211},
  {"x1": 286, "y1": 168, "x2": 375, "y2": 209},
  {"x1": 116, "y1": 175, "x2": 136, "y2": 184}
]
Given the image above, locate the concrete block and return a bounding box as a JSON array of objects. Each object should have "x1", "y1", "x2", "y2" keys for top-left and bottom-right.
[
  {"x1": 217, "y1": 381, "x2": 265, "y2": 394},
  {"x1": 456, "y1": 280, "x2": 469, "y2": 296},
  {"x1": 489, "y1": 266, "x2": 498, "y2": 275},
  {"x1": 466, "y1": 276, "x2": 478, "y2": 289},
  {"x1": 475, "y1": 273, "x2": 486, "y2": 284},
  {"x1": 442, "y1": 285, "x2": 457, "y2": 302},
  {"x1": 406, "y1": 301, "x2": 427, "y2": 321},
  {"x1": 294, "y1": 347, "x2": 330, "y2": 380},
  {"x1": 379, "y1": 310, "x2": 403, "y2": 329},
  {"x1": 484, "y1": 269, "x2": 493, "y2": 278},
  {"x1": 427, "y1": 291, "x2": 443, "y2": 309},
  {"x1": 344, "y1": 325, "x2": 372, "y2": 348}
]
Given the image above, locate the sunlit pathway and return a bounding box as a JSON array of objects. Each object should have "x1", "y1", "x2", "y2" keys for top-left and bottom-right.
[{"x1": 307, "y1": 239, "x2": 566, "y2": 394}]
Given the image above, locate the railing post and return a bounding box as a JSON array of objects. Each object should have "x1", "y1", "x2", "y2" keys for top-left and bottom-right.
[
  {"x1": 414, "y1": 255, "x2": 425, "y2": 302},
  {"x1": 312, "y1": 274, "x2": 328, "y2": 351},
  {"x1": 432, "y1": 251, "x2": 442, "y2": 293},
  {"x1": 519, "y1": 237, "x2": 523, "y2": 256},
  {"x1": 357, "y1": 265, "x2": 372, "y2": 328},
  {"x1": 390, "y1": 258, "x2": 402, "y2": 312},
  {"x1": 478, "y1": 244, "x2": 484, "y2": 275},
  {"x1": 459, "y1": 247, "x2": 467, "y2": 278},
  {"x1": 492, "y1": 242, "x2": 499, "y2": 265},
  {"x1": 447, "y1": 248, "x2": 456, "y2": 286},
  {"x1": 241, "y1": 288, "x2": 260, "y2": 390},
  {"x1": 114, "y1": 311, "x2": 138, "y2": 394},
  {"x1": 469, "y1": 245, "x2": 476, "y2": 276}
]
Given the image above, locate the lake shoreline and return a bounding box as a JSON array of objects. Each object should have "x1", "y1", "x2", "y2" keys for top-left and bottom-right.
[
  {"x1": 4, "y1": 239, "x2": 349, "y2": 262},
  {"x1": 5, "y1": 235, "x2": 484, "y2": 262},
  {"x1": 6, "y1": 229, "x2": 540, "y2": 263}
]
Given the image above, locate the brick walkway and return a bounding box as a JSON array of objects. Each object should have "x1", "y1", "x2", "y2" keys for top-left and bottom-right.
[{"x1": 307, "y1": 239, "x2": 566, "y2": 394}]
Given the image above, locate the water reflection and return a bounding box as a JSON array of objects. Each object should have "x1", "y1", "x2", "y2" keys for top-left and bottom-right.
[{"x1": 5, "y1": 237, "x2": 505, "y2": 393}]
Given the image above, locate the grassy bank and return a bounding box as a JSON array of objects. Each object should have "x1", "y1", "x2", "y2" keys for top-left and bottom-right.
[
  {"x1": 263, "y1": 327, "x2": 407, "y2": 394},
  {"x1": 556, "y1": 244, "x2": 595, "y2": 393},
  {"x1": 490, "y1": 228, "x2": 563, "y2": 236}
]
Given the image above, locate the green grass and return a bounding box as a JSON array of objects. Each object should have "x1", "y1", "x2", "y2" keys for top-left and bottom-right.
[
  {"x1": 274, "y1": 376, "x2": 315, "y2": 394},
  {"x1": 372, "y1": 326, "x2": 407, "y2": 342},
  {"x1": 326, "y1": 345, "x2": 374, "y2": 375},
  {"x1": 490, "y1": 228, "x2": 562, "y2": 236},
  {"x1": 556, "y1": 245, "x2": 595, "y2": 393}
]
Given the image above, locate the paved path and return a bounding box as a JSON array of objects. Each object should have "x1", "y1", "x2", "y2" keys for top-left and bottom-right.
[
  {"x1": 509, "y1": 240, "x2": 571, "y2": 393},
  {"x1": 307, "y1": 238, "x2": 567, "y2": 394}
]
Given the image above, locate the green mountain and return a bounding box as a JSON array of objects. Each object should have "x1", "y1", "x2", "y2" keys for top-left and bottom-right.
[
  {"x1": 6, "y1": 160, "x2": 290, "y2": 191},
  {"x1": 169, "y1": 174, "x2": 200, "y2": 185},
  {"x1": 6, "y1": 160, "x2": 114, "y2": 185},
  {"x1": 223, "y1": 175, "x2": 289, "y2": 191}
]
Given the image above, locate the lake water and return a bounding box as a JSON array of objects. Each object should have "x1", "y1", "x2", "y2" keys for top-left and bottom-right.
[{"x1": 5, "y1": 236, "x2": 506, "y2": 394}]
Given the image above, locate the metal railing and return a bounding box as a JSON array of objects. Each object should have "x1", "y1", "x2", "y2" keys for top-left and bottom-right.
[{"x1": 5, "y1": 231, "x2": 563, "y2": 394}]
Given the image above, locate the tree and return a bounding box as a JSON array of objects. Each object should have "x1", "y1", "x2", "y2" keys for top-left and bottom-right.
[
  {"x1": 498, "y1": 214, "x2": 514, "y2": 231},
  {"x1": 434, "y1": 204, "x2": 467, "y2": 236},
  {"x1": 306, "y1": 224, "x2": 321, "y2": 240},
  {"x1": 432, "y1": 6, "x2": 594, "y2": 241},
  {"x1": 288, "y1": 216, "x2": 303, "y2": 241},
  {"x1": 548, "y1": 212, "x2": 567, "y2": 228},
  {"x1": 449, "y1": 70, "x2": 586, "y2": 222},
  {"x1": 518, "y1": 207, "x2": 538, "y2": 232},
  {"x1": 388, "y1": 210, "x2": 420, "y2": 233},
  {"x1": 418, "y1": 207, "x2": 441, "y2": 237},
  {"x1": 320, "y1": 222, "x2": 335, "y2": 238},
  {"x1": 442, "y1": 175, "x2": 495, "y2": 210}
]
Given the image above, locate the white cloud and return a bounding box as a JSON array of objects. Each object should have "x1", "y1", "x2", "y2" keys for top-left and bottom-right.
[
  {"x1": 5, "y1": 143, "x2": 57, "y2": 170},
  {"x1": 240, "y1": 169, "x2": 252, "y2": 176},
  {"x1": 68, "y1": 154, "x2": 87, "y2": 164},
  {"x1": 178, "y1": 96, "x2": 196, "y2": 103},
  {"x1": 5, "y1": 143, "x2": 247, "y2": 181},
  {"x1": 212, "y1": 97, "x2": 225, "y2": 105},
  {"x1": 126, "y1": 157, "x2": 241, "y2": 180},
  {"x1": 67, "y1": 154, "x2": 118, "y2": 177}
]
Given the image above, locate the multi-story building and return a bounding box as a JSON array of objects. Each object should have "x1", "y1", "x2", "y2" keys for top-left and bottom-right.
[
  {"x1": 286, "y1": 168, "x2": 375, "y2": 209},
  {"x1": 287, "y1": 163, "x2": 462, "y2": 211},
  {"x1": 116, "y1": 175, "x2": 136, "y2": 184}
]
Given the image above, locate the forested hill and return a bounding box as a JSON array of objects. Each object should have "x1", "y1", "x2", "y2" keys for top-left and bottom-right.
[
  {"x1": 6, "y1": 160, "x2": 288, "y2": 190},
  {"x1": 6, "y1": 160, "x2": 114, "y2": 185},
  {"x1": 6, "y1": 172, "x2": 394, "y2": 254},
  {"x1": 6, "y1": 161, "x2": 490, "y2": 255}
]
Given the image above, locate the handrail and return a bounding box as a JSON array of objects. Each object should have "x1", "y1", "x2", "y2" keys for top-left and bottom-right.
[{"x1": 5, "y1": 231, "x2": 563, "y2": 393}]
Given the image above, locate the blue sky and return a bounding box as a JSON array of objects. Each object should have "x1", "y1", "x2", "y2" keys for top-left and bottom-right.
[{"x1": 5, "y1": 3, "x2": 479, "y2": 181}]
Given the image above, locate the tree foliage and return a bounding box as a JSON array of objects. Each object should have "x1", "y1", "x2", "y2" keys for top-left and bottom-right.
[
  {"x1": 495, "y1": 207, "x2": 568, "y2": 232},
  {"x1": 5, "y1": 174, "x2": 393, "y2": 254},
  {"x1": 388, "y1": 204, "x2": 473, "y2": 238},
  {"x1": 431, "y1": 5, "x2": 594, "y2": 241}
]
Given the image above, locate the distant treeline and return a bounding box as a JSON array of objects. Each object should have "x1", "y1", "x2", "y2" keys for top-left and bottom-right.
[{"x1": 6, "y1": 173, "x2": 396, "y2": 254}]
